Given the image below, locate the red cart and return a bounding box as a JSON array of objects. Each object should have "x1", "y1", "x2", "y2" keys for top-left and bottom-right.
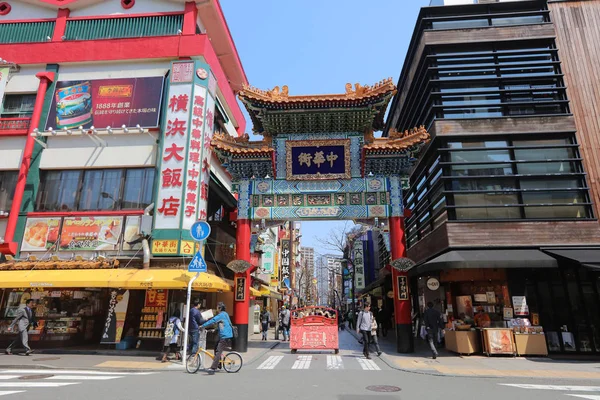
[{"x1": 290, "y1": 306, "x2": 339, "y2": 354}]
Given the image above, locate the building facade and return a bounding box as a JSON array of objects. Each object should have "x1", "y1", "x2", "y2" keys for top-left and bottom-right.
[
  {"x1": 0, "y1": 0, "x2": 248, "y2": 349},
  {"x1": 386, "y1": 0, "x2": 600, "y2": 354}
]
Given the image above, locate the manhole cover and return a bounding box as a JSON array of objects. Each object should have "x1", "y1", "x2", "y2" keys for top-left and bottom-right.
[
  {"x1": 32, "y1": 357, "x2": 60, "y2": 361},
  {"x1": 19, "y1": 374, "x2": 53, "y2": 380},
  {"x1": 366, "y1": 385, "x2": 401, "y2": 393}
]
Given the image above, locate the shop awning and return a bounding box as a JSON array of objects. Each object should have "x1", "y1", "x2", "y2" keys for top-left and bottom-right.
[
  {"x1": 359, "y1": 276, "x2": 387, "y2": 295},
  {"x1": 260, "y1": 285, "x2": 283, "y2": 300},
  {"x1": 411, "y1": 249, "x2": 558, "y2": 276},
  {"x1": 250, "y1": 287, "x2": 261, "y2": 297},
  {"x1": 542, "y1": 248, "x2": 600, "y2": 267},
  {"x1": 0, "y1": 269, "x2": 232, "y2": 292}
]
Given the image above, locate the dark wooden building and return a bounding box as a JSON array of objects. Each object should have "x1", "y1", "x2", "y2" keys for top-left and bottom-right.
[{"x1": 386, "y1": 0, "x2": 600, "y2": 354}]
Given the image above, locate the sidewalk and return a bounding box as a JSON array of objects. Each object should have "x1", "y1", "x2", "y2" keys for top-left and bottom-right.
[
  {"x1": 347, "y1": 328, "x2": 600, "y2": 380},
  {"x1": 0, "y1": 331, "x2": 279, "y2": 372}
]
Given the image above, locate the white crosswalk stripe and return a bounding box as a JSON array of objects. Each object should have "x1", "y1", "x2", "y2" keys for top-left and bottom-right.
[
  {"x1": 357, "y1": 357, "x2": 381, "y2": 370},
  {"x1": 0, "y1": 369, "x2": 152, "y2": 398},
  {"x1": 326, "y1": 355, "x2": 344, "y2": 370},
  {"x1": 500, "y1": 383, "x2": 600, "y2": 400},
  {"x1": 257, "y1": 355, "x2": 284, "y2": 370},
  {"x1": 291, "y1": 355, "x2": 312, "y2": 370}
]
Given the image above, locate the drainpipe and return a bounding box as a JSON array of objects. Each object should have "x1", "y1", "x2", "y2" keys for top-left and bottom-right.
[{"x1": 141, "y1": 203, "x2": 154, "y2": 270}]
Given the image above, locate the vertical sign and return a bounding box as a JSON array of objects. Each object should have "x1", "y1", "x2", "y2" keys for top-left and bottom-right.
[
  {"x1": 155, "y1": 61, "x2": 194, "y2": 230},
  {"x1": 261, "y1": 243, "x2": 275, "y2": 274},
  {"x1": 195, "y1": 80, "x2": 216, "y2": 223},
  {"x1": 352, "y1": 240, "x2": 365, "y2": 290},
  {"x1": 397, "y1": 276, "x2": 408, "y2": 300},
  {"x1": 280, "y1": 239, "x2": 291, "y2": 286},
  {"x1": 101, "y1": 289, "x2": 130, "y2": 344},
  {"x1": 235, "y1": 277, "x2": 246, "y2": 301},
  {"x1": 0, "y1": 68, "x2": 9, "y2": 112}
]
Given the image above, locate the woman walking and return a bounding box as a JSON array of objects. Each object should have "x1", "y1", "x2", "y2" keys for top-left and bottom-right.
[{"x1": 161, "y1": 309, "x2": 185, "y2": 363}]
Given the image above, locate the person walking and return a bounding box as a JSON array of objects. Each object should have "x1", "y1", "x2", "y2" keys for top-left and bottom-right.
[
  {"x1": 6, "y1": 299, "x2": 36, "y2": 356},
  {"x1": 347, "y1": 309, "x2": 355, "y2": 330},
  {"x1": 377, "y1": 307, "x2": 387, "y2": 337},
  {"x1": 423, "y1": 301, "x2": 443, "y2": 359},
  {"x1": 260, "y1": 307, "x2": 270, "y2": 340},
  {"x1": 370, "y1": 313, "x2": 383, "y2": 357},
  {"x1": 356, "y1": 303, "x2": 374, "y2": 359},
  {"x1": 200, "y1": 302, "x2": 233, "y2": 375},
  {"x1": 279, "y1": 306, "x2": 291, "y2": 341},
  {"x1": 161, "y1": 309, "x2": 185, "y2": 362},
  {"x1": 188, "y1": 300, "x2": 206, "y2": 355}
]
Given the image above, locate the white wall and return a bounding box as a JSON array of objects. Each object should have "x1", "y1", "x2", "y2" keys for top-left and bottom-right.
[
  {"x1": 0, "y1": 219, "x2": 7, "y2": 243},
  {"x1": 40, "y1": 133, "x2": 158, "y2": 169},
  {"x1": 0, "y1": 137, "x2": 25, "y2": 170},
  {"x1": 6, "y1": 66, "x2": 44, "y2": 94},
  {"x1": 0, "y1": 2, "x2": 57, "y2": 20},
  {"x1": 57, "y1": 61, "x2": 170, "y2": 81},
  {"x1": 69, "y1": 0, "x2": 183, "y2": 17}
]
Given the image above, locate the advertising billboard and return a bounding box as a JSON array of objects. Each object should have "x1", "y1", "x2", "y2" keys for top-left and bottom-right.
[{"x1": 45, "y1": 76, "x2": 164, "y2": 130}]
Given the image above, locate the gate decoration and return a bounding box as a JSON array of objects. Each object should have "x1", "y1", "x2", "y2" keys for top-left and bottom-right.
[
  {"x1": 290, "y1": 306, "x2": 339, "y2": 354},
  {"x1": 211, "y1": 80, "x2": 430, "y2": 353}
]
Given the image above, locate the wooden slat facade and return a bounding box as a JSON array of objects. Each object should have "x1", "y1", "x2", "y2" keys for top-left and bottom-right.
[{"x1": 549, "y1": 0, "x2": 600, "y2": 220}]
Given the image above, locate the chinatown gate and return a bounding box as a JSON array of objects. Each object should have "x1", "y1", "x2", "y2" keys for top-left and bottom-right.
[{"x1": 211, "y1": 79, "x2": 430, "y2": 353}]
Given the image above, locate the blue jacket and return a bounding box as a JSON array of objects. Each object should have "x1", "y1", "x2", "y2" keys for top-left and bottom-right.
[
  {"x1": 189, "y1": 307, "x2": 205, "y2": 331},
  {"x1": 201, "y1": 311, "x2": 233, "y2": 340}
]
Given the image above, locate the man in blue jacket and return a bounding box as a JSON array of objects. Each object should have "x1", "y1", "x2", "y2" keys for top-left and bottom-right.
[
  {"x1": 188, "y1": 300, "x2": 206, "y2": 355},
  {"x1": 201, "y1": 302, "x2": 233, "y2": 375}
]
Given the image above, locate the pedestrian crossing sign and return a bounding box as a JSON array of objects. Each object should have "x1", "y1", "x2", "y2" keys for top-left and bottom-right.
[{"x1": 188, "y1": 250, "x2": 207, "y2": 272}]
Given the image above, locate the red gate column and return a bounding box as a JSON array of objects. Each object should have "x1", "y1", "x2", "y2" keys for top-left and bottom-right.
[
  {"x1": 389, "y1": 216, "x2": 414, "y2": 353},
  {"x1": 233, "y1": 218, "x2": 251, "y2": 352}
]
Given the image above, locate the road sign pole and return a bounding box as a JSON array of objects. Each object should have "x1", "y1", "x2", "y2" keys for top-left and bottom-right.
[{"x1": 182, "y1": 271, "x2": 200, "y2": 365}]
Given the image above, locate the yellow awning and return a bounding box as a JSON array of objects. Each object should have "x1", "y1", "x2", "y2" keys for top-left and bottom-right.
[
  {"x1": 0, "y1": 269, "x2": 232, "y2": 292},
  {"x1": 250, "y1": 287, "x2": 261, "y2": 297},
  {"x1": 254, "y1": 285, "x2": 282, "y2": 300}
]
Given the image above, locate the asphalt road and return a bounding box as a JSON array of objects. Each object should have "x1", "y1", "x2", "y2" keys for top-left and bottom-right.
[{"x1": 0, "y1": 331, "x2": 598, "y2": 400}]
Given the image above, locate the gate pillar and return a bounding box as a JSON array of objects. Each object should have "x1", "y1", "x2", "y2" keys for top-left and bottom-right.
[
  {"x1": 233, "y1": 218, "x2": 251, "y2": 352},
  {"x1": 389, "y1": 216, "x2": 414, "y2": 353}
]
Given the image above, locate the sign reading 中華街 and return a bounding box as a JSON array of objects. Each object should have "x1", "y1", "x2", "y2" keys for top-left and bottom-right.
[
  {"x1": 352, "y1": 240, "x2": 365, "y2": 290},
  {"x1": 235, "y1": 276, "x2": 246, "y2": 301},
  {"x1": 45, "y1": 77, "x2": 164, "y2": 130},
  {"x1": 261, "y1": 243, "x2": 275, "y2": 274},
  {"x1": 397, "y1": 276, "x2": 409, "y2": 300},
  {"x1": 101, "y1": 289, "x2": 130, "y2": 344},
  {"x1": 280, "y1": 240, "x2": 291, "y2": 283},
  {"x1": 286, "y1": 139, "x2": 350, "y2": 180}
]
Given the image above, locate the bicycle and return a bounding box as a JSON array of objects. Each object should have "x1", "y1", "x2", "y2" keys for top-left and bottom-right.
[{"x1": 186, "y1": 331, "x2": 243, "y2": 374}]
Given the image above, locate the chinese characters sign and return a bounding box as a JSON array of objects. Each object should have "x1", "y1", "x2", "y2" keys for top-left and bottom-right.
[
  {"x1": 352, "y1": 240, "x2": 365, "y2": 290},
  {"x1": 280, "y1": 239, "x2": 291, "y2": 284},
  {"x1": 285, "y1": 139, "x2": 350, "y2": 180},
  {"x1": 194, "y1": 84, "x2": 216, "y2": 224},
  {"x1": 261, "y1": 243, "x2": 275, "y2": 274},
  {"x1": 145, "y1": 289, "x2": 168, "y2": 308},
  {"x1": 45, "y1": 77, "x2": 164, "y2": 130},
  {"x1": 397, "y1": 276, "x2": 409, "y2": 301},
  {"x1": 235, "y1": 277, "x2": 246, "y2": 302}
]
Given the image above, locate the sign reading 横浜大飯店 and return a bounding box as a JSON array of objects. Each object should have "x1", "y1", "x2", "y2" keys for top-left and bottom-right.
[
  {"x1": 45, "y1": 77, "x2": 164, "y2": 130},
  {"x1": 286, "y1": 139, "x2": 350, "y2": 180}
]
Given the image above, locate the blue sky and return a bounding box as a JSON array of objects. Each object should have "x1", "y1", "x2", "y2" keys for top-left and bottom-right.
[{"x1": 221, "y1": 0, "x2": 429, "y2": 255}]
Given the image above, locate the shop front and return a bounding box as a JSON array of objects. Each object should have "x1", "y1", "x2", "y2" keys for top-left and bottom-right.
[
  {"x1": 0, "y1": 262, "x2": 232, "y2": 350},
  {"x1": 410, "y1": 249, "x2": 561, "y2": 356}
]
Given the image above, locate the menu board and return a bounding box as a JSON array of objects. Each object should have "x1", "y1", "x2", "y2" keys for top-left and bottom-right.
[
  {"x1": 21, "y1": 218, "x2": 62, "y2": 252},
  {"x1": 60, "y1": 216, "x2": 124, "y2": 251}
]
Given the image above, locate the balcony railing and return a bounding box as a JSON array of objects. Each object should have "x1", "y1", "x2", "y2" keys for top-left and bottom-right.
[{"x1": 0, "y1": 118, "x2": 31, "y2": 135}]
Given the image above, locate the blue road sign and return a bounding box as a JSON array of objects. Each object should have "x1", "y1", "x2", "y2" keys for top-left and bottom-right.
[
  {"x1": 188, "y1": 250, "x2": 207, "y2": 273},
  {"x1": 190, "y1": 221, "x2": 211, "y2": 241}
]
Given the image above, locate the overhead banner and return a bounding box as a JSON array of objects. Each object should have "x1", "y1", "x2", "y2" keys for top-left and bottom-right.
[
  {"x1": 0, "y1": 67, "x2": 9, "y2": 113},
  {"x1": 101, "y1": 289, "x2": 130, "y2": 344},
  {"x1": 45, "y1": 76, "x2": 164, "y2": 130}
]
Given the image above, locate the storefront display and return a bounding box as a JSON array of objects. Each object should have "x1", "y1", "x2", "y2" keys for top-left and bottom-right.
[
  {"x1": 444, "y1": 329, "x2": 480, "y2": 355},
  {"x1": 482, "y1": 328, "x2": 516, "y2": 356}
]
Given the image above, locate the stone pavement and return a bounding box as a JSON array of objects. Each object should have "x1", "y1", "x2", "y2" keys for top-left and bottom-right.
[
  {"x1": 0, "y1": 331, "x2": 279, "y2": 372},
  {"x1": 347, "y1": 327, "x2": 600, "y2": 379}
]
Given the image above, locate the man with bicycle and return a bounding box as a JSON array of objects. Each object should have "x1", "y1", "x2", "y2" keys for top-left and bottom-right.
[{"x1": 200, "y1": 302, "x2": 234, "y2": 375}]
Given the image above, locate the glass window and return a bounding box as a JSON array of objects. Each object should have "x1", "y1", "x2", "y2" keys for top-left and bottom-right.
[
  {"x1": 524, "y1": 205, "x2": 590, "y2": 219},
  {"x1": 513, "y1": 138, "x2": 571, "y2": 147},
  {"x1": 432, "y1": 19, "x2": 488, "y2": 30},
  {"x1": 455, "y1": 206, "x2": 521, "y2": 220},
  {"x1": 450, "y1": 149, "x2": 511, "y2": 163},
  {"x1": 522, "y1": 191, "x2": 587, "y2": 205},
  {"x1": 491, "y1": 15, "x2": 545, "y2": 26},
  {"x1": 1, "y1": 94, "x2": 35, "y2": 118},
  {"x1": 123, "y1": 168, "x2": 155, "y2": 209},
  {"x1": 79, "y1": 170, "x2": 103, "y2": 210},
  {"x1": 48, "y1": 171, "x2": 81, "y2": 211},
  {"x1": 450, "y1": 163, "x2": 513, "y2": 177},
  {"x1": 451, "y1": 178, "x2": 516, "y2": 191},
  {"x1": 454, "y1": 192, "x2": 519, "y2": 207},
  {"x1": 520, "y1": 179, "x2": 584, "y2": 189},
  {"x1": 514, "y1": 146, "x2": 576, "y2": 160},
  {"x1": 516, "y1": 161, "x2": 578, "y2": 174},
  {"x1": 99, "y1": 170, "x2": 123, "y2": 210},
  {"x1": 0, "y1": 171, "x2": 18, "y2": 212},
  {"x1": 448, "y1": 140, "x2": 508, "y2": 149}
]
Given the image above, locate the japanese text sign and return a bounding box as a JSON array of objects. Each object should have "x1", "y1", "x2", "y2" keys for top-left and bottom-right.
[
  {"x1": 235, "y1": 277, "x2": 246, "y2": 302},
  {"x1": 261, "y1": 243, "x2": 275, "y2": 274},
  {"x1": 45, "y1": 77, "x2": 164, "y2": 130},
  {"x1": 145, "y1": 289, "x2": 168, "y2": 308},
  {"x1": 397, "y1": 276, "x2": 409, "y2": 301},
  {"x1": 286, "y1": 139, "x2": 350, "y2": 180},
  {"x1": 352, "y1": 240, "x2": 365, "y2": 290},
  {"x1": 59, "y1": 216, "x2": 123, "y2": 251}
]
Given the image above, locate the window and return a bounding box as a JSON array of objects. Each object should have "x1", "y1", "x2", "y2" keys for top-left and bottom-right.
[
  {"x1": 1, "y1": 94, "x2": 35, "y2": 118},
  {"x1": 0, "y1": 171, "x2": 17, "y2": 211},
  {"x1": 37, "y1": 168, "x2": 155, "y2": 212}
]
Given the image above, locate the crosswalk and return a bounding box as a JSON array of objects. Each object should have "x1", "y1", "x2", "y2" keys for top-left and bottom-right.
[
  {"x1": 0, "y1": 369, "x2": 153, "y2": 398},
  {"x1": 256, "y1": 355, "x2": 382, "y2": 371},
  {"x1": 500, "y1": 383, "x2": 600, "y2": 399}
]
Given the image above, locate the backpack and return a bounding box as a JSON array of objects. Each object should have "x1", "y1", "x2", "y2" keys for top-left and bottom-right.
[{"x1": 164, "y1": 317, "x2": 176, "y2": 338}]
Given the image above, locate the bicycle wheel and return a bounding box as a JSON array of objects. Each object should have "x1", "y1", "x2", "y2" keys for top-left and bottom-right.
[
  {"x1": 186, "y1": 352, "x2": 203, "y2": 373},
  {"x1": 222, "y1": 352, "x2": 243, "y2": 373}
]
